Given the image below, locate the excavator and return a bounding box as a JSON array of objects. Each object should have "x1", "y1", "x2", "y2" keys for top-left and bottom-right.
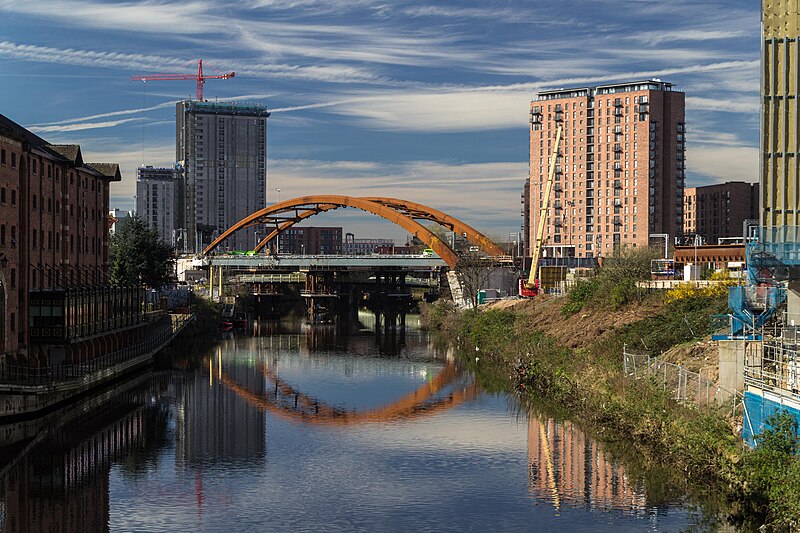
[{"x1": 520, "y1": 125, "x2": 563, "y2": 298}]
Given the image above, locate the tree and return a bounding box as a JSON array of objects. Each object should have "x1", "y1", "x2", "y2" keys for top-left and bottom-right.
[
  {"x1": 109, "y1": 216, "x2": 175, "y2": 289},
  {"x1": 457, "y1": 252, "x2": 494, "y2": 309}
]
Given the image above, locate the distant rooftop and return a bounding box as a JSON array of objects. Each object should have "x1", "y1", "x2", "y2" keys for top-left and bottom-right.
[
  {"x1": 179, "y1": 100, "x2": 270, "y2": 117},
  {"x1": 535, "y1": 79, "x2": 678, "y2": 101}
]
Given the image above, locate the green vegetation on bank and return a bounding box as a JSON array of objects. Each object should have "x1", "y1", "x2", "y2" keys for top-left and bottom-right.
[{"x1": 422, "y1": 246, "x2": 800, "y2": 530}]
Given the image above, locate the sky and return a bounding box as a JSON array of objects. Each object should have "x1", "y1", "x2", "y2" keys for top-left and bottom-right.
[{"x1": 0, "y1": 0, "x2": 761, "y2": 242}]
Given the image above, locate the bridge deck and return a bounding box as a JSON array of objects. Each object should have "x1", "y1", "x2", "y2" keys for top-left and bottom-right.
[{"x1": 199, "y1": 254, "x2": 447, "y2": 270}]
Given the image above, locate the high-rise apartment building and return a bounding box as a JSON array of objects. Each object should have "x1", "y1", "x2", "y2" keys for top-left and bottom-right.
[
  {"x1": 683, "y1": 181, "x2": 759, "y2": 244},
  {"x1": 761, "y1": 1, "x2": 800, "y2": 228},
  {"x1": 176, "y1": 101, "x2": 269, "y2": 253},
  {"x1": 528, "y1": 80, "x2": 686, "y2": 259},
  {"x1": 135, "y1": 166, "x2": 183, "y2": 249}
]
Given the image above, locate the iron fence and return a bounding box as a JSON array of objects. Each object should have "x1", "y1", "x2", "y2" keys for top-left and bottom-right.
[
  {"x1": 622, "y1": 346, "x2": 755, "y2": 438},
  {"x1": 0, "y1": 314, "x2": 194, "y2": 387}
]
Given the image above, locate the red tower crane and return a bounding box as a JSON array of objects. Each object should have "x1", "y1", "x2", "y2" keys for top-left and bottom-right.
[{"x1": 131, "y1": 59, "x2": 235, "y2": 101}]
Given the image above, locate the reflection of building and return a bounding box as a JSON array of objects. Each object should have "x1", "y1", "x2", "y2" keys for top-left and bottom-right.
[
  {"x1": 529, "y1": 81, "x2": 686, "y2": 258},
  {"x1": 176, "y1": 101, "x2": 269, "y2": 253},
  {"x1": 136, "y1": 166, "x2": 183, "y2": 249},
  {"x1": 176, "y1": 355, "x2": 265, "y2": 464},
  {"x1": 683, "y1": 182, "x2": 758, "y2": 245},
  {"x1": 277, "y1": 227, "x2": 342, "y2": 255},
  {"x1": 2, "y1": 405, "x2": 144, "y2": 532},
  {"x1": 527, "y1": 416, "x2": 646, "y2": 512}
]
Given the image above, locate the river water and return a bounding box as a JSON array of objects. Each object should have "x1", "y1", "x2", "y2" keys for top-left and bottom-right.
[{"x1": 0, "y1": 313, "x2": 718, "y2": 532}]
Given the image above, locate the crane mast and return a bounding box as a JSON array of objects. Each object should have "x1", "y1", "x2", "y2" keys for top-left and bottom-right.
[
  {"x1": 131, "y1": 59, "x2": 235, "y2": 101},
  {"x1": 526, "y1": 125, "x2": 563, "y2": 292}
]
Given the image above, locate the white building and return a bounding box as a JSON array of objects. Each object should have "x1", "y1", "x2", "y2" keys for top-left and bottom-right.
[{"x1": 135, "y1": 166, "x2": 182, "y2": 248}]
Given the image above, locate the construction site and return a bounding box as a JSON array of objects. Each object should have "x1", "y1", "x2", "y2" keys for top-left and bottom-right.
[{"x1": 689, "y1": 1, "x2": 800, "y2": 444}]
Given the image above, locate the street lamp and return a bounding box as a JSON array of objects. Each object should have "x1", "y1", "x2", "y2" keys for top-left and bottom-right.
[{"x1": 275, "y1": 188, "x2": 282, "y2": 204}]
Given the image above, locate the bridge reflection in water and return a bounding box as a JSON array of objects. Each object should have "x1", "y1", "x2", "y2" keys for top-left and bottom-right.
[
  {"x1": 0, "y1": 318, "x2": 700, "y2": 531},
  {"x1": 527, "y1": 416, "x2": 648, "y2": 514}
]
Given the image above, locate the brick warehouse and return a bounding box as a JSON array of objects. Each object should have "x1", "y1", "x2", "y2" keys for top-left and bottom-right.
[
  {"x1": 528, "y1": 80, "x2": 686, "y2": 259},
  {"x1": 0, "y1": 114, "x2": 145, "y2": 368}
]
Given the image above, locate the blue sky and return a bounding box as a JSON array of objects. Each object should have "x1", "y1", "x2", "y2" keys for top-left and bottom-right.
[{"x1": 0, "y1": 0, "x2": 760, "y2": 241}]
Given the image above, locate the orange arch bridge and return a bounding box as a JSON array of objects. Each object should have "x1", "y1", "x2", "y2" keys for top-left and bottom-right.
[
  {"x1": 201, "y1": 195, "x2": 504, "y2": 268},
  {"x1": 219, "y1": 361, "x2": 479, "y2": 426}
]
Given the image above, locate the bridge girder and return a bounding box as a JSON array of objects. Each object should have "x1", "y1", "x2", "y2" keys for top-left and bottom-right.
[{"x1": 203, "y1": 195, "x2": 502, "y2": 268}]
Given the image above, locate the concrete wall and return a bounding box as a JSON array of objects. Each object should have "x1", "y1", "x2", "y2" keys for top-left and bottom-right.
[{"x1": 718, "y1": 339, "x2": 755, "y2": 400}]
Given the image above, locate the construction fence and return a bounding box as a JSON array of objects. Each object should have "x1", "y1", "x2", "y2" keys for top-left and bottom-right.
[{"x1": 622, "y1": 346, "x2": 755, "y2": 437}]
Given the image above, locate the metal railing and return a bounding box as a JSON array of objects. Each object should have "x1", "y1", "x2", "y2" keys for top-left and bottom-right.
[
  {"x1": 623, "y1": 346, "x2": 751, "y2": 421},
  {"x1": 744, "y1": 338, "x2": 800, "y2": 401},
  {"x1": 0, "y1": 314, "x2": 194, "y2": 387}
]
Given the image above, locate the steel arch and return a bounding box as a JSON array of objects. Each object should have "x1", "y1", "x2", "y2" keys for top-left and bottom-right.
[
  {"x1": 363, "y1": 197, "x2": 505, "y2": 257},
  {"x1": 203, "y1": 195, "x2": 503, "y2": 268},
  {"x1": 203, "y1": 195, "x2": 460, "y2": 266}
]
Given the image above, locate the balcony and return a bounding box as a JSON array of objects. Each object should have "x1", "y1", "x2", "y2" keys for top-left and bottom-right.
[
  {"x1": 613, "y1": 108, "x2": 623, "y2": 116},
  {"x1": 614, "y1": 98, "x2": 622, "y2": 107},
  {"x1": 613, "y1": 163, "x2": 622, "y2": 170},
  {"x1": 613, "y1": 143, "x2": 622, "y2": 152}
]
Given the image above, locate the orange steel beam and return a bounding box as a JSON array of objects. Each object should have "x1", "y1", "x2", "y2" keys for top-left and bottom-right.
[
  {"x1": 364, "y1": 197, "x2": 505, "y2": 257},
  {"x1": 218, "y1": 362, "x2": 479, "y2": 425},
  {"x1": 202, "y1": 195, "x2": 460, "y2": 267}
]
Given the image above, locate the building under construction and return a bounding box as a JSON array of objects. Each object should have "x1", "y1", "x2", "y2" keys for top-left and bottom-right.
[
  {"x1": 176, "y1": 100, "x2": 270, "y2": 253},
  {"x1": 720, "y1": 1, "x2": 800, "y2": 444}
]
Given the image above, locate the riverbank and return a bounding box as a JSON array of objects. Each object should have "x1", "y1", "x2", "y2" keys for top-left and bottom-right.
[{"x1": 423, "y1": 293, "x2": 800, "y2": 531}]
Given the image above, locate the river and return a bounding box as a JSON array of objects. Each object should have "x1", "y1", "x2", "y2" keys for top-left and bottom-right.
[{"x1": 0, "y1": 312, "x2": 720, "y2": 532}]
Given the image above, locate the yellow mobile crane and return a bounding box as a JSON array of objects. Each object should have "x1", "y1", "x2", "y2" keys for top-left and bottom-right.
[{"x1": 521, "y1": 125, "x2": 563, "y2": 297}]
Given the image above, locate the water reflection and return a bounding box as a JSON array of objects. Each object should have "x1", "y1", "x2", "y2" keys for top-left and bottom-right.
[
  {"x1": 0, "y1": 375, "x2": 161, "y2": 533},
  {"x1": 527, "y1": 416, "x2": 646, "y2": 514},
  {"x1": 0, "y1": 317, "x2": 712, "y2": 532}
]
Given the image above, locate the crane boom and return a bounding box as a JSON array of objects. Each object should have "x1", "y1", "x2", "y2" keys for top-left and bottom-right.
[
  {"x1": 131, "y1": 59, "x2": 235, "y2": 101},
  {"x1": 526, "y1": 125, "x2": 563, "y2": 291}
]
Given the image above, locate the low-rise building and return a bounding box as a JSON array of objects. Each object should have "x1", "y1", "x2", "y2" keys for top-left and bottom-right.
[
  {"x1": 683, "y1": 181, "x2": 758, "y2": 245},
  {"x1": 277, "y1": 227, "x2": 343, "y2": 255}
]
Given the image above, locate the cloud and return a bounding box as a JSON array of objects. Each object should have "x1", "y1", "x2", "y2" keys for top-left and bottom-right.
[
  {"x1": 686, "y1": 96, "x2": 758, "y2": 114},
  {"x1": 687, "y1": 144, "x2": 759, "y2": 184},
  {"x1": 29, "y1": 117, "x2": 144, "y2": 133}
]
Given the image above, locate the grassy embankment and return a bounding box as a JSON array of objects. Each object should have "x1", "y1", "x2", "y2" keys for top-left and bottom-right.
[{"x1": 423, "y1": 250, "x2": 800, "y2": 531}]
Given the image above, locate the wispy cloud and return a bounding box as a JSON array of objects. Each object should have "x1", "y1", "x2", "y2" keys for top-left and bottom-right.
[{"x1": 29, "y1": 117, "x2": 144, "y2": 133}]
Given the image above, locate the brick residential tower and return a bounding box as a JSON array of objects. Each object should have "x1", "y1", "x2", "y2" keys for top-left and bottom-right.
[{"x1": 528, "y1": 80, "x2": 686, "y2": 259}]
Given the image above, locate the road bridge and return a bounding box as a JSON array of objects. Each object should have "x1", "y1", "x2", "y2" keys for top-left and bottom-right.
[
  {"x1": 196, "y1": 254, "x2": 446, "y2": 270},
  {"x1": 200, "y1": 195, "x2": 505, "y2": 269}
]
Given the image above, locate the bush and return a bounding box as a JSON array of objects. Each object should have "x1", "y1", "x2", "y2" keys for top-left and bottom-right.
[
  {"x1": 743, "y1": 411, "x2": 800, "y2": 529},
  {"x1": 561, "y1": 278, "x2": 599, "y2": 316},
  {"x1": 562, "y1": 246, "x2": 657, "y2": 313}
]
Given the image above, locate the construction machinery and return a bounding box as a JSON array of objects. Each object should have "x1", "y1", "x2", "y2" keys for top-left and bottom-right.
[
  {"x1": 520, "y1": 125, "x2": 563, "y2": 297},
  {"x1": 131, "y1": 59, "x2": 235, "y2": 101}
]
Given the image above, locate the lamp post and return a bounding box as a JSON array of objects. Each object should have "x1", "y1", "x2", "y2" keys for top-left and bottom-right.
[{"x1": 275, "y1": 188, "x2": 282, "y2": 204}]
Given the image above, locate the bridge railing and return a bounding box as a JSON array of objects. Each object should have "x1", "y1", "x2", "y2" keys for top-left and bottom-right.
[{"x1": 0, "y1": 314, "x2": 194, "y2": 387}]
